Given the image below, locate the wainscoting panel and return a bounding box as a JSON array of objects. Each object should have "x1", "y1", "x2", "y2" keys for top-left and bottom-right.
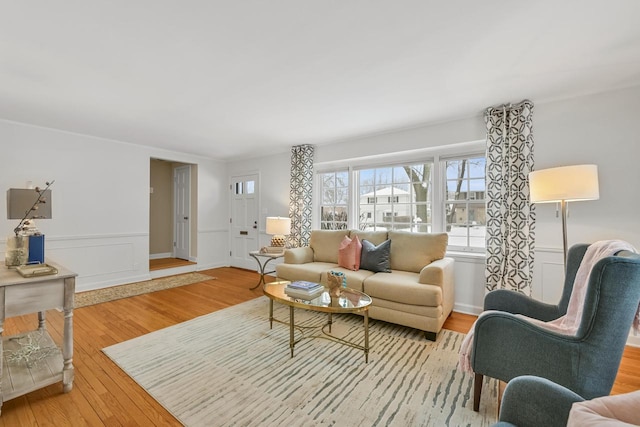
[
  {"x1": 450, "y1": 252, "x2": 486, "y2": 315},
  {"x1": 532, "y1": 247, "x2": 565, "y2": 304},
  {"x1": 44, "y1": 233, "x2": 151, "y2": 292},
  {"x1": 196, "y1": 229, "x2": 229, "y2": 271}
]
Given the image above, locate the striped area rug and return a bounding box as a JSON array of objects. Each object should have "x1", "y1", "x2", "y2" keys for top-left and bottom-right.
[{"x1": 103, "y1": 297, "x2": 498, "y2": 426}]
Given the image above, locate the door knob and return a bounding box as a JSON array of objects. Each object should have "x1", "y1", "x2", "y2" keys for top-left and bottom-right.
[{"x1": 184, "y1": 216, "x2": 189, "y2": 220}]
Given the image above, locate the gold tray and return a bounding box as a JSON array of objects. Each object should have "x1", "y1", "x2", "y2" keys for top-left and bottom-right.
[{"x1": 16, "y1": 263, "x2": 58, "y2": 278}]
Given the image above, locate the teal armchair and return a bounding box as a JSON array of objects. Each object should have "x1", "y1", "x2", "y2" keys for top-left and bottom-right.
[
  {"x1": 471, "y1": 243, "x2": 640, "y2": 411},
  {"x1": 493, "y1": 375, "x2": 584, "y2": 427},
  {"x1": 493, "y1": 375, "x2": 640, "y2": 426}
]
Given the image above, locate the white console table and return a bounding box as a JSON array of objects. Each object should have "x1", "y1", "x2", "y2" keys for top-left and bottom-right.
[{"x1": 0, "y1": 262, "x2": 76, "y2": 415}]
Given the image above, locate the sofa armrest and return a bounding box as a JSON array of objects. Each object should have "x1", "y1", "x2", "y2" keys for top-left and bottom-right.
[
  {"x1": 419, "y1": 257, "x2": 455, "y2": 315},
  {"x1": 284, "y1": 247, "x2": 314, "y2": 264},
  {"x1": 419, "y1": 257, "x2": 454, "y2": 286}
]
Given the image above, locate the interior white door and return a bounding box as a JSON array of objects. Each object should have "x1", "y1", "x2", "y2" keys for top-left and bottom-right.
[
  {"x1": 174, "y1": 165, "x2": 190, "y2": 260},
  {"x1": 230, "y1": 174, "x2": 259, "y2": 269}
]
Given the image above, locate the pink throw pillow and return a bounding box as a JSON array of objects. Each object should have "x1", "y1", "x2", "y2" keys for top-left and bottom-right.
[{"x1": 338, "y1": 235, "x2": 362, "y2": 271}]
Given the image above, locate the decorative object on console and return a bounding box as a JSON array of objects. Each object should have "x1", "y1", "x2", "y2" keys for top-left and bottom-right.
[
  {"x1": 5, "y1": 180, "x2": 54, "y2": 266},
  {"x1": 529, "y1": 165, "x2": 599, "y2": 265},
  {"x1": 265, "y1": 216, "x2": 291, "y2": 247}
]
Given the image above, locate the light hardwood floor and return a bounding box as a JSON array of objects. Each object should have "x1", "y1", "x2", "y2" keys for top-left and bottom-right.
[
  {"x1": 149, "y1": 258, "x2": 196, "y2": 271},
  {"x1": 0, "y1": 267, "x2": 638, "y2": 426}
]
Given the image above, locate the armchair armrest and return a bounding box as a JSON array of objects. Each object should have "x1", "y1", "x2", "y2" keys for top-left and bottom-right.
[
  {"x1": 472, "y1": 312, "x2": 582, "y2": 389},
  {"x1": 283, "y1": 247, "x2": 314, "y2": 264},
  {"x1": 484, "y1": 289, "x2": 563, "y2": 322},
  {"x1": 498, "y1": 375, "x2": 584, "y2": 427}
]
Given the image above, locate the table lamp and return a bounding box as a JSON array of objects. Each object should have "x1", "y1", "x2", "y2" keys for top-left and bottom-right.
[
  {"x1": 6, "y1": 181, "x2": 53, "y2": 265},
  {"x1": 529, "y1": 164, "x2": 599, "y2": 265},
  {"x1": 266, "y1": 216, "x2": 291, "y2": 247}
]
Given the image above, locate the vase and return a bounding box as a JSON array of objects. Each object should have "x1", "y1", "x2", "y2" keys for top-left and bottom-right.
[
  {"x1": 5, "y1": 235, "x2": 29, "y2": 267},
  {"x1": 327, "y1": 271, "x2": 346, "y2": 298}
]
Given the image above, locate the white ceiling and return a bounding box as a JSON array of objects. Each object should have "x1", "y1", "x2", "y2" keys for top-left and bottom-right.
[{"x1": 2, "y1": 1, "x2": 639, "y2": 160}]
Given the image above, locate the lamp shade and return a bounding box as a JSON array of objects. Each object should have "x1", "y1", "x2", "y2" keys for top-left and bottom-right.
[
  {"x1": 7, "y1": 188, "x2": 52, "y2": 219},
  {"x1": 529, "y1": 164, "x2": 599, "y2": 203},
  {"x1": 266, "y1": 217, "x2": 291, "y2": 235}
]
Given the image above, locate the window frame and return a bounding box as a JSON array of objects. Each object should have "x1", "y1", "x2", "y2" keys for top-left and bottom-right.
[
  {"x1": 317, "y1": 169, "x2": 350, "y2": 230},
  {"x1": 314, "y1": 140, "x2": 486, "y2": 253}
]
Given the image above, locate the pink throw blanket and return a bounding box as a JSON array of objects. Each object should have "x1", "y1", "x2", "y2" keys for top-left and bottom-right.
[{"x1": 459, "y1": 240, "x2": 639, "y2": 373}]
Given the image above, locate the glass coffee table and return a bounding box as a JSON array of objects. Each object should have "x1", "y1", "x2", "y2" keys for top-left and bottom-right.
[{"x1": 263, "y1": 281, "x2": 372, "y2": 362}]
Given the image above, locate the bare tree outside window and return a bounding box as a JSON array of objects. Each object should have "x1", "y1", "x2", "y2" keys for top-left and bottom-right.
[{"x1": 319, "y1": 171, "x2": 348, "y2": 229}]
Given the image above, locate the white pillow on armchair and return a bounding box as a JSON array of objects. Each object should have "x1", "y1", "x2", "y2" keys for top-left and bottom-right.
[{"x1": 567, "y1": 390, "x2": 640, "y2": 426}]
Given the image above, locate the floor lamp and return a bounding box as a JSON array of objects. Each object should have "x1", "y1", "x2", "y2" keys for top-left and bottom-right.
[{"x1": 529, "y1": 165, "x2": 599, "y2": 266}]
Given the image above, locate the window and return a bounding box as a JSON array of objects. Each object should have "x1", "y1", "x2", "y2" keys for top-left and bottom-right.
[
  {"x1": 316, "y1": 143, "x2": 486, "y2": 252},
  {"x1": 318, "y1": 170, "x2": 349, "y2": 230},
  {"x1": 444, "y1": 156, "x2": 486, "y2": 250},
  {"x1": 357, "y1": 164, "x2": 432, "y2": 232}
]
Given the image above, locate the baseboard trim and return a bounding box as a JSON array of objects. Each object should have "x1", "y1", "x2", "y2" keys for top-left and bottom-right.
[
  {"x1": 149, "y1": 252, "x2": 173, "y2": 260},
  {"x1": 77, "y1": 273, "x2": 153, "y2": 293},
  {"x1": 453, "y1": 303, "x2": 483, "y2": 316},
  {"x1": 150, "y1": 265, "x2": 197, "y2": 279}
]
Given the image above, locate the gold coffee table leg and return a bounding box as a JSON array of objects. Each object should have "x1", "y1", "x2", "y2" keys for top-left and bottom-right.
[
  {"x1": 289, "y1": 306, "x2": 295, "y2": 358},
  {"x1": 269, "y1": 300, "x2": 274, "y2": 329},
  {"x1": 364, "y1": 310, "x2": 369, "y2": 363}
]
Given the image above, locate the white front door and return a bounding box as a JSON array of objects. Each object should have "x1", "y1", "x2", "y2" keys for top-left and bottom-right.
[
  {"x1": 174, "y1": 165, "x2": 191, "y2": 260},
  {"x1": 230, "y1": 174, "x2": 259, "y2": 269}
]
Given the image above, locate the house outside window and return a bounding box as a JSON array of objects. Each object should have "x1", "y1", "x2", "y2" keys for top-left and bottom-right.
[{"x1": 358, "y1": 164, "x2": 431, "y2": 232}]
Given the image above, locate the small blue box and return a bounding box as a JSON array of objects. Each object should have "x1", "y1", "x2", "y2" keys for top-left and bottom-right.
[{"x1": 28, "y1": 234, "x2": 45, "y2": 264}]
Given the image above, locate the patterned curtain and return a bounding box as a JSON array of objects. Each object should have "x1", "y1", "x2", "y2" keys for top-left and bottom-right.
[
  {"x1": 485, "y1": 100, "x2": 535, "y2": 295},
  {"x1": 288, "y1": 144, "x2": 314, "y2": 247}
]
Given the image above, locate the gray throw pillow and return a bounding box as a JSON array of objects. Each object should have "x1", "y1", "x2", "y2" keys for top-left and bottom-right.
[{"x1": 360, "y1": 239, "x2": 391, "y2": 273}]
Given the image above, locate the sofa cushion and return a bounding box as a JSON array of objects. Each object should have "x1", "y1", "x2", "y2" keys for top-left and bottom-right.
[
  {"x1": 364, "y1": 270, "x2": 443, "y2": 306},
  {"x1": 338, "y1": 235, "x2": 362, "y2": 271},
  {"x1": 310, "y1": 230, "x2": 350, "y2": 263},
  {"x1": 360, "y1": 239, "x2": 391, "y2": 273},
  {"x1": 320, "y1": 267, "x2": 374, "y2": 292},
  {"x1": 350, "y1": 230, "x2": 388, "y2": 246},
  {"x1": 276, "y1": 262, "x2": 338, "y2": 284},
  {"x1": 389, "y1": 231, "x2": 448, "y2": 273}
]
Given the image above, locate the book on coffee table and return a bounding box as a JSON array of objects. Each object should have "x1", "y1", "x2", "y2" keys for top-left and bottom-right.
[
  {"x1": 285, "y1": 287, "x2": 324, "y2": 300},
  {"x1": 285, "y1": 281, "x2": 324, "y2": 300},
  {"x1": 287, "y1": 281, "x2": 323, "y2": 291}
]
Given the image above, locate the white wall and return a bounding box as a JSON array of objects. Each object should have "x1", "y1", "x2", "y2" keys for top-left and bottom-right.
[
  {"x1": 229, "y1": 85, "x2": 640, "y2": 327},
  {"x1": 0, "y1": 120, "x2": 229, "y2": 291}
]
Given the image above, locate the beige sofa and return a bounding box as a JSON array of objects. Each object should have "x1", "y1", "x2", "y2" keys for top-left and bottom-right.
[{"x1": 275, "y1": 229, "x2": 454, "y2": 340}]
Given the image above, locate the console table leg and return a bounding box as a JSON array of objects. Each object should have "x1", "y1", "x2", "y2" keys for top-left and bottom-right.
[
  {"x1": 62, "y1": 277, "x2": 75, "y2": 392},
  {"x1": 38, "y1": 311, "x2": 46, "y2": 331}
]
